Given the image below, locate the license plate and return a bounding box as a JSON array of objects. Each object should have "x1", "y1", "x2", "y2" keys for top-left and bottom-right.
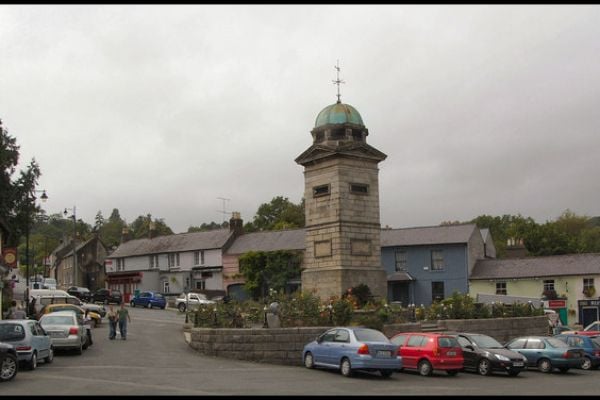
[
  {"x1": 376, "y1": 350, "x2": 392, "y2": 358},
  {"x1": 513, "y1": 362, "x2": 524, "y2": 367},
  {"x1": 447, "y1": 351, "x2": 456, "y2": 356}
]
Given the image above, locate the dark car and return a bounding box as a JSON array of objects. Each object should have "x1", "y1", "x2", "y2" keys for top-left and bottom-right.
[
  {"x1": 130, "y1": 291, "x2": 166, "y2": 309},
  {"x1": 0, "y1": 342, "x2": 18, "y2": 382},
  {"x1": 554, "y1": 334, "x2": 600, "y2": 370},
  {"x1": 455, "y1": 333, "x2": 527, "y2": 376},
  {"x1": 66, "y1": 286, "x2": 92, "y2": 302},
  {"x1": 92, "y1": 288, "x2": 122, "y2": 305},
  {"x1": 505, "y1": 336, "x2": 585, "y2": 373}
]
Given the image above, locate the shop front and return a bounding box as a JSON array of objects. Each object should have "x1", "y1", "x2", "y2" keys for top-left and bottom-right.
[
  {"x1": 543, "y1": 299, "x2": 568, "y2": 325},
  {"x1": 106, "y1": 271, "x2": 143, "y2": 303},
  {"x1": 578, "y1": 299, "x2": 600, "y2": 327}
]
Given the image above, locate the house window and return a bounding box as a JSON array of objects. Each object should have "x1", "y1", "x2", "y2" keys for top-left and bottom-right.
[
  {"x1": 168, "y1": 253, "x2": 178, "y2": 268},
  {"x1": 431, "y1": 250, "x2": 444, "y2": 271},
  {"x1": 395, "y1": 251, "x2": 407, "y2": 272},
  {"x1": 176, "y1": 253, "x2": 180, "y2": 266},
  {"x1": 432, "y1": 281, "x2": 445, "y2": 302},
  {"x1": 196, "y1": 280, "x2": 206, "y2": 290},
  {"x1": 313, "y1": 184, "x2": 330, "y2": 197},
  {"x1": 496, "y1": 282, "x2": 507, "y2": 295},
  {"x1": 163, "y1": 281, "x2": 169, "y2": 293},
  {"x1": 543, "y1": 280, "x2": 555, "y2": 291},
  {"x1": 350, "y1": 183, "x2": 368, "y2": 195},
  {"x1": 116, "y1": 258, "x2": 125, "y2": 271},
  {"x1": 584, "y1": 278, "x2": 594, "y2": 290},
  {"x1": 194, "y1": 250, "x2": 205, "y2": 265}
]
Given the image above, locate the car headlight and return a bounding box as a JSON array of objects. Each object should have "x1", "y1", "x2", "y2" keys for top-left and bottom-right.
[{"x1": 495, "y1": 354, "x2": 510, "y2": 361}]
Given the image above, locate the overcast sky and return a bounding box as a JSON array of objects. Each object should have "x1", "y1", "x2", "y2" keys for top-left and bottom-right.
[{"x1": 1, "y1": 5, "x2": 599, "y2": 234}]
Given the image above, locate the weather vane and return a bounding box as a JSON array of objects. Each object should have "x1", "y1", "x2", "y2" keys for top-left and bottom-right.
[{"x1": 332, "y1": 59, "x2": 345, "y2": 103}]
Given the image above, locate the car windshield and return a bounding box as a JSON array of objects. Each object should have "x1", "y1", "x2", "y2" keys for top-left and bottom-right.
[
  {"x1": 0, "y1": 323, "x2": 26, "y2": 341},
  {"x1": 42, "y1": 315, "x2": 75, "y2": 325},
  {"x1": 584, "y1": 323, "x2": 600, "y2": 331},
  {"x1": 546, "y1": 338, "x2": 569, "y2": 348},
  {"x1": 353, "y1": 328, "x2": 388, "y2": 343},
  {"x1": 438, "y1": 336, "x2": 460, "y2": 348},
  {"x1": 155, "y1": 294, "x2": 164, "y2": 299},
  {"x1": 470, "y1": 334, "x2": 503, "y2": 348}
]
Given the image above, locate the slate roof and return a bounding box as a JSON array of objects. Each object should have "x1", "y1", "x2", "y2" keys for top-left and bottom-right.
[
  {"x1": 470, "y1": 253, "x2": 600, "y2": 280},
  {"x1": 226, "y1": 229, "x2": 305, "y2": 254},
  {"x1": 109, "y1": 229, "x2": 234, "y2": 258},
  {"x1": 380, "y1": 224, "x2": 478, "y2": 247}
]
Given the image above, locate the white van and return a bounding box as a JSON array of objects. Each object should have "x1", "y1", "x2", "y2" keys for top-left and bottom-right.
[{"x1": 42, "y1": 278, "x2": 57, "y2": 290}]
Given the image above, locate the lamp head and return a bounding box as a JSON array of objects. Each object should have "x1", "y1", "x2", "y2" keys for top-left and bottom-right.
[{"x1": 40, "y1": 191, "x2": 48, "y2": 202}]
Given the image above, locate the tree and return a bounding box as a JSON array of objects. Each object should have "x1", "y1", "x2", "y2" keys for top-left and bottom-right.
[
  {"x1": 94, "y1": 211, "x2": 105, "y2": 231},
  {"x1": 98, "y1": 208, "x2": 127, "y2": 248},
  {"x1": 129, "y1": 214, "x2": 173, "y2": 239},
  {"x1": 187, "y1": 221, "x2": 228, "y2": 232},
  {"x1": 239, "y1": 250, "x2": 302, "y2": 300},
  {"x1": 247, "y1": 196, "x2": 305, "y2": 232}
]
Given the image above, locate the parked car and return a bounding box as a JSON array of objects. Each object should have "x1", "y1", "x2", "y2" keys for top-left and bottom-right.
[
  {"x1": 92, "y1": 288, "x2": 122, "y2": 305},
  {"x1": 176, "y1": 292, "x2": 215, "y2": 312},
  {"x1": 0, "y1": 342, "x2": 18, "y2": 382},
  {"x1": 390, "y1": 332, "x2": 463, "y2": 376},
  {"x1": 131, "y1": 291, "x2": 166, "y2": 309},
  {"x1": 42, "y1": 278, "x2": 57, "y2": 290},
  {"x1": 0, "y1": 320, "x2": 53, "y2": 370},
  {"x1": 454, "y1": 332, "x2": 527, "y2": 376},
  {"x1": 79, "y1": 302, "x2": 106, "y2": 319},
  {"x1": 37, "y1": 303, "x2": 101, "y2": 328},
  {"x1": 302, "y1": 327, "x2": 402, "y2": 378},
  {"x1": 66, "y1": 286, "x2": 92, "y2": 302},
  {"x1": 554, "y1": 334, "x2": 600, "y2": 370},
  {"x1": 565, "y1": 321, "x2": 600, "y2": 337},
  {"x1": 505, "y1": 336, "x2": 585, "y2": 373},
  {"x1": 39, "y1": 311, "x2": 87, "y2": 354}
]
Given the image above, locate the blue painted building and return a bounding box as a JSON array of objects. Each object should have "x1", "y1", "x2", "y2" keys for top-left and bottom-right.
[{"x1": 380, "y1": 224, "x2": 495, "y2": 306}]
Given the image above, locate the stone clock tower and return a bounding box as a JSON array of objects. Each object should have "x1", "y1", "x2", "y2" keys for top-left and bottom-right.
[{"x1": 295, "y1": 86, "x2": 388, "y2": 300}]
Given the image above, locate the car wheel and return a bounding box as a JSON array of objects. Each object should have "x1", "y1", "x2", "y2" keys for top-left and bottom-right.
[
  {"x1": 304, "y1": 352, "x2": 315, "y2": 369},
  {"x1": 478, "y1": 358, "x2": 492, "y2": 376},
  {"x1": 147, "y1": 302, "x2": 152, "y2": 309},
  {"x1": 29, "y1": 352, "x2": 37, "y2": 370},
  {"x1": 45, "y1": 347, "x2": 54, "y2": 364},
  {"x1": 558, "y1": 367, "x2": 569, "y2": 373},
  {"x1": 538, "y1": 358, "x2": 552, "y2": 373},
  {"x1": 581, "y1": 356, "x2": 592, "y2": 370},
  {"x1": 446, "y1": 370, "x2": 459, "y2": 376},
  {"x1": 178, "y1": 303, "x2": 186, "y2": 312},
  {"x1": 340, "y1": 358, "x2": 353, "y2": 377},
  {"x1": 76, "y1": 342, "x2": 83, "y2": 355},
  {"x1": 418, "y1": 360, "x2": 433, "y2": 376},
  {"x1": 0, "y1": 353, "x2": 18, "y2": 382},
  {"x1": 380, "y1": 369, "x2": 394, "y2": 378}
]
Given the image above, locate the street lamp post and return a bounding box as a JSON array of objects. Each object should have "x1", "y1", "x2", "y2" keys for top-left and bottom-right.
[
  {"x1": 25, "y1": 190, "x2": 48, "y2": 318},
  {"x1": 64, "y1": 206, "x2": 77, "y2": 287}
]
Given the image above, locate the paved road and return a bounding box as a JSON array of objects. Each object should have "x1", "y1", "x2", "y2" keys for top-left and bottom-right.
[{"x1": 2, "y1": 306, "x2": 598, "y2": 395}]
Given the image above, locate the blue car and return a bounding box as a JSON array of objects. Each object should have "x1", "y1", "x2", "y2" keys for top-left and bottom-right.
[
  {"x1": 130, "y1": 291, "x2": 166, "y2": 309},
  {"x1": 302, "y1": 327, "x2": 402, "y2": 378},
  {"x1": 505, "y1": 336, "x2": 585, "y2": 373},
  {"x1": 554, "y1": 334, "x2": 600, "y2": 370}
]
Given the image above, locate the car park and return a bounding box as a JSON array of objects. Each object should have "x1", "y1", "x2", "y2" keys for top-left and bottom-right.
[
  {"x1": 454, "y1": 332, "x2": 527, "y2": 376},
  {"x1": 92, "y1": 288, "x2": 122, "y2": 305},
  {"x1": 554, "y1": 334, "x2": 600, "y2": 370},
  {"x1": 302, "y1": 327, "x2": 402, "y2": 378},
  {"x1": 505, "y1": 336, "x2": 585, "y2": 373},
  {"x1": 39, "y1": 311, "x2": 87, "y2": 354},
  {"x1": 176, "y1": 292, "x2": 215, "y2": 312},
  {"x1": 390, "y1": 332, "x2": 463, "y2": 376},
  {"x1": 131, "y1": 291, "x2": 166, "y2": 309},
  {"x1": 0, "y1": 342, "x2": 18, "y2": 382},
  {"x1": 0, "y1": 320, "x2": 53, "y2": 370}
]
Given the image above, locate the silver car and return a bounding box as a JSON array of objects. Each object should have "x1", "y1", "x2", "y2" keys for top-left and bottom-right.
[
  {"x1": 0, "y1": 320, "x2": 54, "y2": 370},
  {"x1": 39, "y1": 311, "x2": 87, "y2": 354}
]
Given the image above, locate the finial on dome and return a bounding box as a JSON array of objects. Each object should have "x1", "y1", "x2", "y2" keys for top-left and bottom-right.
[{"x1": 332, "y1": 59, "x2": 345, "y2": 104}]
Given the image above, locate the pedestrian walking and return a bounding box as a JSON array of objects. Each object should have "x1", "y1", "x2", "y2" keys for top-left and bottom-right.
[
  {"x1": 107, "y1": 305, "x2": 118, "y2": 340},
  {"x1": 84, "y1": 309, "x2": 93, "y2": 346},
  {"x1": 117, "y1": 302, "x2": 131, "y2": 340}
]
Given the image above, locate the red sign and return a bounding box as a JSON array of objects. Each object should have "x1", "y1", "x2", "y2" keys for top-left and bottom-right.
[
  {"x1": 548, "y1": 300, "x2": 567, "y2": 308},
  {"x1": 1, "y1": 248, "x2": 18, "y2": 268}
]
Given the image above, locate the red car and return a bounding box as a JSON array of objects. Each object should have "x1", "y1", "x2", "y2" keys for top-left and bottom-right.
[{"x1": 390, "y1": 332, "x2": 464, "y2": 376}]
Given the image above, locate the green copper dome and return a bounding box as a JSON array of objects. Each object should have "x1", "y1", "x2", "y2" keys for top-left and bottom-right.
[{"x1": 315, "y1": 102, "x2": 364, "y2": 128}]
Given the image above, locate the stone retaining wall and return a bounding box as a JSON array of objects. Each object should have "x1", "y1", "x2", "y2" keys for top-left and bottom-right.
[{"x1": 187, "y1": 316, "x2": 548, "y2": 366}]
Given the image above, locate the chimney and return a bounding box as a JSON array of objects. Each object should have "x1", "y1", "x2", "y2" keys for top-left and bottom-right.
[
  {"x1": 229, "y1": 211, "x2": 244, "y2": 237},
  {"x1": 121, "y1": 227, "x2": 130, "y2": 243},
  {"x1": 149, "y1": 221, "x2": 156, "y2": 239}
]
